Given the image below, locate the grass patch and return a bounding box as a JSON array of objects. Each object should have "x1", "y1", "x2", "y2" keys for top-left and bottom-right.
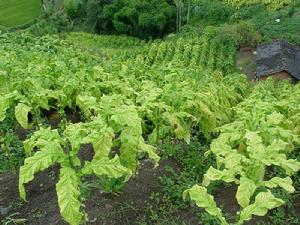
[{"x1": 0, "y1": 0, "x2": 42, "y2": 28}]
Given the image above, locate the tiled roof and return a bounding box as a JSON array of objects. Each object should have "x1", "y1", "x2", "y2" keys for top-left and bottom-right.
[{"x1": 256, "y1": 40, "x2": 300, "y2": 80}]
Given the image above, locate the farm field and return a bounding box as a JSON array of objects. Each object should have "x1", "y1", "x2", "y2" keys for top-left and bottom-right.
[
  {"x1": 0, "y1": 1, "x2": 300, "y2": 225},
  {"x1": 0, "y1": 0, "x2": 42, "y2": 28}
]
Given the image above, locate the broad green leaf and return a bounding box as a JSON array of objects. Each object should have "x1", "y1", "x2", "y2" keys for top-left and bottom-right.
[
  {"x1": 138, "y1": 137, "x2": 160, "y2": 167},
  {"x1": 92, "y1": 127, "x2": 115, "y2": 160},
  {"x1": 262, "y1": 154, "x2": 300, "y2": 176},
  {"x1": 64, "y1": 117, "x2": 112, "y2": 159},
  {"x1": 76, "y1": 95, "x2": 98, "y2": 117},
  {"x1": 202, "y1": 167, "x2": 236, "y2": 187},
  {"x1": 86, "y1": 117, "x2": 115, "y2": 159},
  {"x1": 236, "y1": 177, "x2": 257, "y2": 208},
  {"x1": 0, "y1": 70, "x2": 8, "y2": 92},
  {"x1": 266, "y1": 139, "x2": 290, "y2": 154},
  {"x1": 245, "y1": 163, "x2": 265, "y2": 184},
  {"x1": 238, "y1": 191, "x2": 284, "y2": 224},
  {"x1": 15, "y1": 103, "x2": 31, "y2": 129},
  {"x1": 280, "y1": 159, "x2": 300, "y2": 175},
  {"x1": 23, "y1": 128, "x2": 63, "y2": 156},
  {"x1": 266, "y1": 112, "x2": 284, "y2": 126},
  {"x1": 174, "y1": 123, "x2": 190, "y2": 144},
  {"x1": 31, "y1": 90, "x2": 50, "y2": 110},
  {"x1": 136, "y1": 82, "x2": 162, "y2": 104},
  {"x1": 264, "y1": 177, "x2": 295, "y2": 193},
  {"x1": 165, "y1": 112, "x2": 190, "y2": 144},
  {"x1": 183, "y1": 185, "x2": 227, "y2": 225},
  {"x1": 111, "y1": 105, "x2": 141, "y2": 128},
  {"x1": 56, "y1": 167, "x2": 83, "y2": 225},
  {"x1": 119, "y1": 126, "x2": 141, "y2": 171},
  {"x1": 0, "y1": 92, "x2": 16, "y2": 121},
  {"x1": 245, "y1": 131, "x2": 262, "y2": 146},
  {"x1": 210, "y1": 135, "x2": 233, "y2": 157},
  {"x1": 19, "y1": 145, "x2": 66, "y2": 200},
  {"x1": 223, "y1": 152, "x2": 243, "y2": 171},
  {"x1": 64, "y1": 122, "x2": 90, "y2": 153},
  {"x1": 245, "y1": 131, "x2": 265, "y2": 160},
  {"x1": 196, "y1": 101, "x2": 216, "y2": 137},
  {"x1": 82, "y1": 156, "x2": 132, "y2": 181},
  {"x1": 147, "y1": 125, "x2": 173, "y2": 145}
]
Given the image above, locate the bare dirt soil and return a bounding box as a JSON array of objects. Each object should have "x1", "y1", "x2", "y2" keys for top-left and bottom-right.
[
  {"x1": 0, "y1": 159, "x2": 201, "y2": 225},
  {"x1": 1, "y1": 155, "x2": 299, "y2": 225},
  {"x1": 236, "y1": 48, "x2": 257, "y2": 81}
]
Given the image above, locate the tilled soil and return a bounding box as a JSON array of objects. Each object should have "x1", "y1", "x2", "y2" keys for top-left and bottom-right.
[
  {"x1": 1, "y1": 159, "x2": 299, "y2": 225},
  {"x1": 0, "y1": 159, "x2": 200, "y2": 225}
]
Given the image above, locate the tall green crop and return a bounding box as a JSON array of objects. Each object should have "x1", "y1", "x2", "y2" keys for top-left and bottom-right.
[
  {"x1": 20, "y1": 114, "x2": 159, "y2": 225},
  {"x1": 184, "y1": 79, "x2": 300, "y2": 225},
  {"x1": 220, "y1": 0, "x2": 292, "y2": 10},
  {"x1": 0, "y1": 32, "x2": 249, "y2": 225}
]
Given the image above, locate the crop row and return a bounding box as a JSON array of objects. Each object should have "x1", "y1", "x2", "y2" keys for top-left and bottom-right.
[
  {"x1": 2, "y1": 30, "x2": 299, "y2": 225},
  {"x1": 139, "y1": 36, "x2": 236, "y2": 74},
  {"x1": 185, "y1": 79, "x2": 300, "y2": 225},
  {"x1": 0, "y1": 32, "x2": 247, "y2": 225},
  {"x1": 220, "y1": 0, "x2": 292, "y2": 10}
]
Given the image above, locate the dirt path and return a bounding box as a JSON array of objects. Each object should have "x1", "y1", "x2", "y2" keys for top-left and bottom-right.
[{"x1": 236, "y1": 48, "x2": 257, "y2": 81}]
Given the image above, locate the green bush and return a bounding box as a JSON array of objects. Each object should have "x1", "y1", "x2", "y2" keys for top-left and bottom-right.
[
  {"x1": 100, "y1": 0, "x2": 176, "y2": 39},
  {"x1": 85, "y1": 0, "x2": 101, "y2": 26},
  {"x1": 213, "y1": 21, "x2": 262, "y2": 48},
  {"x1": 64, "y1": 0, "x2": 82, "y2": 19},
  {"x1": 229, "y1": 4, "x2": 267, "y2": 22},
  {"x1": 229, "y1": 1, "x2": 300, "y2": 45},
  {"x1": 61, "y1": 0, "x2": 176, "y2": 39},
  {"x1": 191, "y1": 0, "x2": 235, "y2": 26}
]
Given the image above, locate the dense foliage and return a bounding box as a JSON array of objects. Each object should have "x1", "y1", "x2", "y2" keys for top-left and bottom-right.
[
  {"x1": 184, "y1": 80, "x2": 300, "y2": 224},
  {"x1": 0, "y1": 31, "x2": 247, "y2": 224},
  {"x1": 1, "y1": 1, "x2": 300, "y2": 225},
  {"x1": 220, "y1": 0, "x2": 292, "y2": 10},
  {"x1": 101, "y1": 0, "x2": 176, "y2": 38},
  {"x1": 63, "y1": 0, "x2": 176, "y2": 38}
]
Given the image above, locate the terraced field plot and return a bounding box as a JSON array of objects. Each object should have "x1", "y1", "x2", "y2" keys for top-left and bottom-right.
[{"x1": 0, "y1": 0, "x2": 42, "y2": 28}]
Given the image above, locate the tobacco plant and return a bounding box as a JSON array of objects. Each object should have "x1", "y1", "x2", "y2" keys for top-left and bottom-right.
[
  {"x1": 184, "y1": 80, "x2": 300, "y2": 225},
  {"x1": 0, "y1": 32, "x2": 248, "y2": 225},
  {"x1": 221, "y1": 0, "x2": 292, "y2": 10},
  {"x1": 19, "y1": 114, "x2": 159, "y2": 225}
]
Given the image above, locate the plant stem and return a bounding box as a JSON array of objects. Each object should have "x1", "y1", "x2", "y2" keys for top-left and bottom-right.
[
  {"x1": 4, "y1": 141, "x2": 16, "y2": 172},
  {"x1": 58, "y1": 107, "x2": 67, "y2": 130},
  {"x1": 156, "y1": 108, "x2": 160, "y2": 147}
]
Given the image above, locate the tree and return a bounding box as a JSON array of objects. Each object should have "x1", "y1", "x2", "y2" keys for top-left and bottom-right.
[
  {"x1": 186, "y1": 0, "x2": 191, "y2": 25},
  {"x1": 101, "y1": 0, "x2": 176, "y2": 39},
  {"x1": 173, "y1": 0, "x2": 183, "y2": 32}
]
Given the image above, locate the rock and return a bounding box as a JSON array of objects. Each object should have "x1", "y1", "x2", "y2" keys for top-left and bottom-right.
[
  {"x1": 105, "y1": 204, "x2": 113, "y2": 209},
  {"x1": 0, "y1": 206, "x2": 9, "y2": 215}
]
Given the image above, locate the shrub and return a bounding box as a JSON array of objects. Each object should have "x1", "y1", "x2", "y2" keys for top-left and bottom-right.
[
  {"x1": 100, "y1": 0, "x2": 176, "y2": 39},
  {"x1": 214, "y1": 21, "x2": 262, "y2": 48},
  {"x1": 64, "y1": 0, "x2": 82, "y2": 19}
]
